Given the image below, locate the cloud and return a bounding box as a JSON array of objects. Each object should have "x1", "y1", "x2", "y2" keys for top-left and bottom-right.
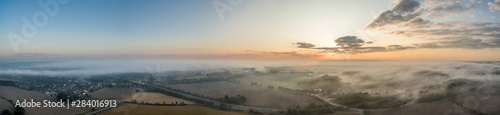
[
  {"x1": 365, "y1": 11, "x2": 421, "y2": 29},
  {"x1": 291, "y1": 36, "x2": 416, "y2": 55},
  {"x1": 470, "y1": 0, "x2": 482, "y2": 4},
  {"x1": 268, "y1": 51, "x2": 323, "y2": 57},
  {"x1": 365, "y1": 0, "x2": 421, "y2": 29},
  {"x1": 389, "y1": 22, "x2": 500, "y2": 40},
  {"x1": 366, "y1": 0, "x2": 479, "y2": 30},
  {"x1": 404, "y1": 18, "x2": 432, "y2": 28},
  {"x1": 334, "y1": 36, "x2": 365, "y2": 48},
  {"x1": 413, "y1": 37, "x2": 500, "y2": 49},
  {"x1": 488, "y1": 0, "x2": 500, "y2": 12},
  {"x1": 427, "y1": 3, "x2": 475, "y2": 17},
  {"x1": 294, "y1": 42, "x2": 317, "y2": 48},
  {"x1": 393, "y1": 0, "x2": 421, "y2": 13}
]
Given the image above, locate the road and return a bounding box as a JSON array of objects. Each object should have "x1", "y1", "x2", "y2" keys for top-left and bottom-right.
[
  {"x1": 313, "y1": 94, "x2": 364, "y2": 115},
  {"x1": 313, "y1": 94, "x2": 419, "y2": 115},
  {"x1": 130, "y1": 80, "x2": 418, "y2": 114},
  {"x1": 129, "y1": 80, "x2": 281, "y2": 113}
]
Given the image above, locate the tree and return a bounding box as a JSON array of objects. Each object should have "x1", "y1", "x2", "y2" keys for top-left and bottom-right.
[
  {"x1": 269, "y1": 69, "x2": 279, "y2": 74},
  {"x1": 3, "y1": 109, "x2": 13, "y2": 115},
  {"x1": 13, "y1": 106, "x2": 24, "y2": 115},
  {"x1": 268, "y1": 85, "x2": 274, "y2": 90}
]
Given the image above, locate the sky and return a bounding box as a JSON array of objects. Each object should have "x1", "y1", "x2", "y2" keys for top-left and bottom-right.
[{"x1": 0, "y1": 0, "x2": 499, "y2": 61}]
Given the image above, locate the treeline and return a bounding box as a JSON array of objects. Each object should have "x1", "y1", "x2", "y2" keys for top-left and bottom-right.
[
  {"x1": 145, "y1": 85, "x2": 184, "y2": 98},
  {"x1": 358, "y1": 98, "x2": 407, "y2": 109},
  {"x1": 0, "y1": 80, "x2": 15, "y2": 86},
  {"x1": 281, "y1": 103, "x2": 346, "y2": 115},
  {"x1": 333, "y1": 92, "x2": 380, "y2": 105},
  {"x1": 276, "y1": 86, "x2": 319, "y2": 94},
  {"x1": 297, "y1": 75, "x2": 342, "y2": 91},
  {"x1": 56, "y1": 92, "x2": 89, "y2": 103},
  {"x1": 1, "y1": 96, "x2": 25, "y2": 115},
  {"x1": 125, "y1": 100, "x2": 187, "y2": 106},
  {"x1": 215, "y1": 95, "x2": 246, "y2": 105},
  {"x1": 1, "y1": 106, "x2": 25, "y2": 115},
  {"x1": 144, "y1": 85, "x2": 234, "y2": 111},
  {"x1": 162, "y1": 72, "x2": 249, "y2": 84}
]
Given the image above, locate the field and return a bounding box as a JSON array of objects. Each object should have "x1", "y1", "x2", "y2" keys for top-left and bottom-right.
[
  {"x1": 473, "y1": 95, "x2": 500, "y2": 115},
  {"x1": 90, "y1": 88, "x2": 136, "y2": 100},
  {"x1": 167, "y1": 81, "x2": 322, "y2": 109},
  {"x1": 238, "y1": 73, "x2": 314, "y2": 89},
  {"x1": 125, "y1": 92, "x2": 193, "y2": 104},
  {"x1": 0, "y1": 86, "x2": 93, "y2": 115},
  {"x1": 369, "y1": 99, "x2": 476, "y2": 115},
  {"x1": 103, "y1": 104, "x2": 242, "y2": 115},
  {"x1": 0, "y1": 97, "x2": 13, "y2": 113}
]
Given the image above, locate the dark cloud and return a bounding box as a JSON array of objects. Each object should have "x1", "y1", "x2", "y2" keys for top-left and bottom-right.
[
  {"x1": 393, "y1": 0, "x2": 421, "y2": 13},
  {"x1": 366, "y1": 0, "x2": 478, "y2": 30},
  {"x1": 365, "y1": 0, "x2": 421, "y2": 29},
  {"x1": 365, "y1": 11, "x2": 421, "y2": 29},
  {"x1": 293, "y1": 36, "x2": 416, "y2": 55},
  {"x1": 334, "y1": 36, "x2": 365, "y2": 48},
  {"x1": 294, "y1": 42, "x2": 317, "y2": 48}
]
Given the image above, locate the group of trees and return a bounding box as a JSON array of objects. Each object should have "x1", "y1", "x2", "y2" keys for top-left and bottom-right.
[
  {"x1": 146, "y1": 85, "x2": 234, "y2": 111},
  {"x1": 297, "y1": 75, "x2": 343, "y2": 92},
  {"x1": 55, "y1": 92, "x2": 88, "y2": 103},
  {"x1": 333, "y1": 92, "x2": 380, "y2": 105},
  {"x1": 127, "y1": 100, "x2": 187, "y2": 106},
  {"x1": 267, "y1": 85, "x2": 274, "y2": 90},
  {"x1": 216, "y1": 95, "x2": 246, "y2": 105},
  {"x1": 145, "y1": 86, "x2": 184, "y2": 98},
  {"x1": 159, "y1": 71, "x2": 249, "y2": 85},
  {"x1": 282, "y1": 103, "x2": 346, "y2": 115},
  {"x1": 1, "y1": 107, "x2": 24, "y2": 115},
  {"x1": 358, "y1": 98, "x2": 407, "y2": 109},
  {"x1": 0, "y1": 80, "x2": 15, "y2": 86},
  {"x1": 2, "y1": 110, "x2": 12, "y2": 115}
]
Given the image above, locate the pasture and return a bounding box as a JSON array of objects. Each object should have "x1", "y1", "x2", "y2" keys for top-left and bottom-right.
[
  {"x1": 125, "y1": 92, "x2": 193, "y2": 104},
  {"x1": 167, "y1": 81, "x2": 322, "y2": 109}
]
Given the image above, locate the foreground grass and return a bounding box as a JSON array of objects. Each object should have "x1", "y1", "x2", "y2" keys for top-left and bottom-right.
[{"x1": 103, "y1": 104, "x2": 243, "y2": 115}]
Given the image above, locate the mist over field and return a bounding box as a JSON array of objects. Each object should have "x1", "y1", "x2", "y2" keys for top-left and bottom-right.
[
  {"x1": 2, "y1": 60, "x2": 499, "y2": 92},
  {"x1": 2, "y1": 60, "x2": 500, "y2": 114}
]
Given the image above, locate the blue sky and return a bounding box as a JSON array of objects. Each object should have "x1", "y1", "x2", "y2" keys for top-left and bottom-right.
[{"x1": 1, "y1": 0, "x2": 499, "y2": 61}]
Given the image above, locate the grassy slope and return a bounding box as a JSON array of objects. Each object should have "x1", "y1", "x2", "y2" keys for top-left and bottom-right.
[{"x1": 125, "y1": 92, "x2": 194, "y2": 104}]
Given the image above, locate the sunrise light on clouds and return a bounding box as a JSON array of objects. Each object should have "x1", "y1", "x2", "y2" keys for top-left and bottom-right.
[{"x1": 0, "y1": 0, "x2": 499, "y2": 61}]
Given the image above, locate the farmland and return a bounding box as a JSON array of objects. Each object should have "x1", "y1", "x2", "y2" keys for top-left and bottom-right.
[
  {"x1": 166, "y1": 81, "x2": 322, "y2": 109},
  {"x1": 125, "y1": 92, "x2": 193, "y2": 104},
  {"x1": 368, "y1": 99, "x2": 476, "y2": 115},
  {"x1": 237, "y1": 73, "x2": 314, "y2": 89},
  {"x1": 103, "y1": 104, "x2": 243, "y2": 115},
  {"x1": 0, "y1": 97, "x2": 13, "y2": 113},
  {"x1": 0, "y1": 86, "x2": 93, "y2": 115},
  {"x1": 90, "y1": 88, "x2": 136, "y2": 100}
]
